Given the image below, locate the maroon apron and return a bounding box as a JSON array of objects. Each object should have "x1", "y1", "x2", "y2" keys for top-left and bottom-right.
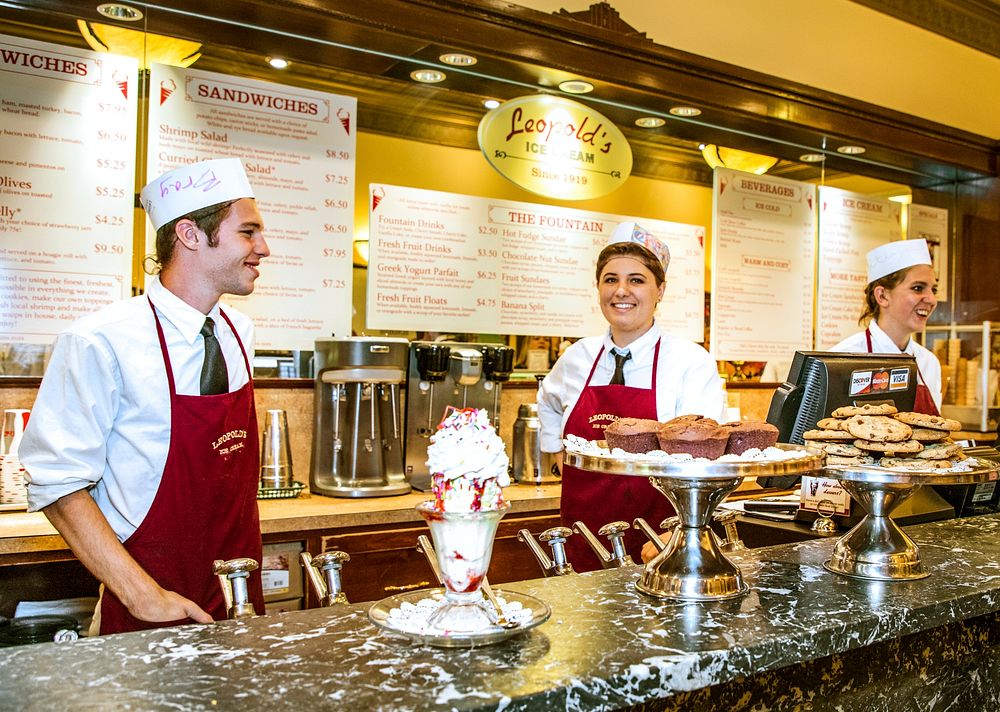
[
  {"x1": 560, "y1": 339, "x2": 675, "y2": 572},
  {"x1": 865, "y1": 328, "x2": 940, "y2": 416},
  {"x1": 99, "y1": 300, "x2": 264, "y2": 634}
]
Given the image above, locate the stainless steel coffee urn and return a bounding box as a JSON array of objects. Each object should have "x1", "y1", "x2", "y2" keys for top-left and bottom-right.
[
  {"x1": 511, "y1": 403, "x2": 561, "y2": 484},
  {"x1": 310, "y1": 337, "x2": 410, "y2": 497}
]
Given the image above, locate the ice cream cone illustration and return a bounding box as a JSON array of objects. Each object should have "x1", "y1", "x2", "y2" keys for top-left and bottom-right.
[
  {"x1": 337, "y1": 107, "x2": 351, "y2": 135},
  {"x1": 718, "y1": 176, "x2": 728, "y2": 195},
  {"x1": 112, "y1": 70, "x2": 129, "y2": 99},
  {"x1": 371, "y1": 186, "x2": 386, "y2": 211},
  {"x1": 160, "y1": 79, "x2": 176, "y2": 106},
  {"x1": 806, "y1": 191, "x2": 814, "y2": 210}
]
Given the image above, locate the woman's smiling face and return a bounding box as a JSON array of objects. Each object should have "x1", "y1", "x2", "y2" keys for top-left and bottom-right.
[
  {"x1": 877, "y1": 263, "x2": 938, "y2": 336},
  {"x1": 598, "y1": 256, "x2": 665, "y2": 346}
]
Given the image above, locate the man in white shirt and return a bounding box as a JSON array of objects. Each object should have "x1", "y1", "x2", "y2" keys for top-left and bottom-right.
[{"x1": 21, "y1": 159, "x2": 271, "y2": 634}]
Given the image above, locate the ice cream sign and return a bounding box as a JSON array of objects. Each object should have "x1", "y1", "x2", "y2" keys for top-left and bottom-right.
[{"x1": 477, "y1": 95, "x2": 632, "y2": 200}]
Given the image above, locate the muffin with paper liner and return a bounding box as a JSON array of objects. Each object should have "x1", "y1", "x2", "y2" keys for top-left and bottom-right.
[{"x1": 426, "y1": 406, "x2": 511, "y2": 513}]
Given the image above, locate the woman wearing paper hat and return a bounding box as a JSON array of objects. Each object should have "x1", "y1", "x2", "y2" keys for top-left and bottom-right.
[
  {"x1": 20, "y1": 158, "x2": 270, "y2": 634},
  {"x1": 830, "y1": 238, "x2": 942, "y2": 414},
  {"x1": 537, "y1": 222, "x2": 726, "y2": 571}
]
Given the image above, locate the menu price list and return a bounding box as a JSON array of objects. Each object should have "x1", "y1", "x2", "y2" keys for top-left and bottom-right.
[
  {"x1": 817, "y1": 187, "x2": 901, "y2": 349},
  {"x1": 0, "y1": 33, "x2": 137, "y2": 341},
  {"x1": 367, "y1": 184, "x2": 706, "y2": 340},
  {"x1": 710, "y1": 168, "x2": 816, "y2": 361},
  {"x1": 147, "y1": 64, "x2": 357, "y2": 348}
]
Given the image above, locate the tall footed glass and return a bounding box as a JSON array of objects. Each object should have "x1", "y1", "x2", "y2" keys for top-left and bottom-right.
[{"x1": 416, "y1": 500, "x2": 509, "y2": 632}]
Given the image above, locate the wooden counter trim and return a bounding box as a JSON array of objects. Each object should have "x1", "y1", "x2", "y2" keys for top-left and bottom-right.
[{"x1": 0, "y1": 484, "x2": 562, "y2": 562}]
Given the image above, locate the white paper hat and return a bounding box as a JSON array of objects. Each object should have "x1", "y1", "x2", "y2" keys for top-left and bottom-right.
[
  {"x1": 866, "y1": 239, "x2": 932, "y2": 283},
  {"x1": 608, "y1": 221, "x2": 671, "y2": 274},
  {"x1": 140, "y1": 158, "x2": 255, "y2": 231}
]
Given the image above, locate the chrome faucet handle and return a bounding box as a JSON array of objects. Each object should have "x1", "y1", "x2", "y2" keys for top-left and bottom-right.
[
  {"x1": 712, "y1": 509, "x2": 746, "y2": 553},
  {"x1": 597, "y1": 520, "x2": 634, "y2": 567},
  {"x1": 212, "y1": 557, "x2": 259, "y2": 619},
  {"x1": 659, "y1": 515, "x2": 680, "y2": 531},
  {"x1": 517, "y1": 528, "x2": 555, "y2": 576},
  {"x1": 538, "y1": 526, "x2": 575, "y2": 575},
  {"x1": 313, "y1": 550, "x2": 351, "y2": 606},
  {"x1": 632, "y1": 518, "x2": 666, "y2": 553},
  {"x1": 571, "y1": 521, "x2": 612, "y2": 568}
]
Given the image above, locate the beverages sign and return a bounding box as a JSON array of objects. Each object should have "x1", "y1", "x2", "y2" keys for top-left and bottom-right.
[{"x1": 477, "y1": 95, "x2": 631, "y2": 200}]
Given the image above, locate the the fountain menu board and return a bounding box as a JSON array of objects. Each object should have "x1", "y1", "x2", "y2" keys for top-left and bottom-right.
[
  {"x1": 147, "y1": 64, "x2": 356, "y2": 349},
  {"x1": 367, "y1": 184, "x2": 706, "y2": 340},
  {"x1": 0, "y1": 34, "x2": 137, "y2": 343},
  {"x1": 816, "y1": 186, "x2": 901, "y2": 348},
  {"x1": 710, "y1": 168, "x2": 816, "y2": 361},
  {"x1": 909, "y1": 203, "x2": 948, "y2": 302}
]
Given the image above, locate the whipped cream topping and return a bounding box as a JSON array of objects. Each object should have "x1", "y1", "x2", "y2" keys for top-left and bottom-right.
[{"x1": 427, "y1": 407, "x2": 510, "y2": 512}]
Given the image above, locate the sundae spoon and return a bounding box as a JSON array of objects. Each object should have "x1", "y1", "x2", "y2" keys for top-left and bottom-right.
[{"x1": 480, "y1": 579, "x2": 519, "y2": 630}]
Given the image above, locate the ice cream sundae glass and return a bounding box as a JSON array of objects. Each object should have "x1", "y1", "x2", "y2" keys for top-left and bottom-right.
[{"x1": 418, "y1": 407, "x2": 510, "y2": 633}]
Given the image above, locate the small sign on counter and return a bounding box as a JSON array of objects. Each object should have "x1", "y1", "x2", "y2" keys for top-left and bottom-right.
[{"x1": 800, "y1": 475, "x2": 851, "y2": 516}]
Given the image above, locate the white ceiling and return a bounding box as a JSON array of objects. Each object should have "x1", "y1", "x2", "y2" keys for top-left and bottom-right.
[{"x1": 515, "y1": 0, "x2": 1000, "y2": 139}]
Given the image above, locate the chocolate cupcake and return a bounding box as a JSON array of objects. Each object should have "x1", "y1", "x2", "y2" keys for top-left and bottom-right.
[
  {"x1": 663, "y1": 414, "x2": 719, "y2": 428},
  {"x1": 604, "y1": 418, "x2": 663, "y2": 453},
  {"x1": 723, "y1": 421, "x2": 779, "y2": 455},
  {"x1": 656, "y1": 421, "x2": 729, "y2": 459}
]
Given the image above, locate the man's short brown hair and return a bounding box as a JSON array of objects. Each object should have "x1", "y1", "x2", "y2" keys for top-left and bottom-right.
[{"x1": 150, "y1": 199, "x2": 237, "y2": 270}]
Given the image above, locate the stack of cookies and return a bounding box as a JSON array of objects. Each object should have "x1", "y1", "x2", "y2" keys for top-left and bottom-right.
[{"x1": 802, "y1": 403, "x2": 964, "y2": 470}]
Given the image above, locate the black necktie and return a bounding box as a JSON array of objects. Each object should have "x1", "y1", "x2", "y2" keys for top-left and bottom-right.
[
  {"x1": 200, "y1": 317, "x2": 229, "y2": 395},
  {"x1": 609, "y1": 350, "x2": 631, "y2": 386}
]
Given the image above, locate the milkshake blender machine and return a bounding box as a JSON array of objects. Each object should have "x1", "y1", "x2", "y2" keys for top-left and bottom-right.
[
  {"x1": 404, "y1": 341, "x2": 514, "y2": 486},
  {"x1": 310, "y1": 337, "x2": 410, "y2": 497}
]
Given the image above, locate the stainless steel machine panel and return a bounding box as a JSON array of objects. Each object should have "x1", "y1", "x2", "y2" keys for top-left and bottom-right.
[{"x1": 311, "y1": 337, "x2": 410, "y2": 498}]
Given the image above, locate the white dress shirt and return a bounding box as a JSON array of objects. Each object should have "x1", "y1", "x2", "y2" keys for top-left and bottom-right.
[
  {"x1": 20, "y1": 277, "x2": 254, "y2": 541},
  {"x1": 830, "y1": 320, "x2": 943, "y2": 411},
  {"x1": 537, "y1": 326, "x2": 726, "y2": 452}
]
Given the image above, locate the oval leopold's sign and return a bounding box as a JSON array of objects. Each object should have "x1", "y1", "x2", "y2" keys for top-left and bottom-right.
[{"x1": 477, "y1": 94, "x2": 632, "y2": 200}]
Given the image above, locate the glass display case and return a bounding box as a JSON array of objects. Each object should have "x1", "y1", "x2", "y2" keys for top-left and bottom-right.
[{"x1": 920, "y1": 322, "x2": 1000, "y2": 432}]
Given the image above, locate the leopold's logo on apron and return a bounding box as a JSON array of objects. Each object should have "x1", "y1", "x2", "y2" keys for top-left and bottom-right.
[
  {"x1": 587, "y1": 413, "x2": 619, "y2": 430},
  {"x1": 212, "y1": 429, "x2": 247, "y2": 456}
]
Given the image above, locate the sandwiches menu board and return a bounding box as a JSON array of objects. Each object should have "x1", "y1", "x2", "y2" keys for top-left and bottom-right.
[
  {"x1": 367, "y1": 184, "x2": 706, "y2": 340},
  {"x1": 0, "y1": 34, "x2": 137, "y2": 343},
  {"x1": 147, "y1": 64, "x2": 356, "y2": 349}
]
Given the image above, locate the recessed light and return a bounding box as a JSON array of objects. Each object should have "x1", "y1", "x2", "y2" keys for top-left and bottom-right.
[
  {"x1": 558, "y1": 80, "x2": 594, "y2": 94},
  {"x1": 96, "y1": 3, "x2": 143, "y2": 21},
  {"x1": 482, "y1": 98, "x2": 501, "y2": 110},
  {"x1": 439, "y1": 52, "x2": 477, "y2": 66},
  {"x1": 800, "y1": 153, "x2": 826, "y2": 163},
  {"x1": 669, "y1": 106, "x2": 701, "y2": 117},
  {"x1": 837, "y1": 145, "x2": 866, "y2": 155},
  {"x1": 267, "y1": 57, "x2": 289, "y2": 70},
  {"x1": 635, "y1": 117, "x2": 665, "y2": 128},
  {"x1": 410, "y1": 69, "x2": 446, "y2": 83}
]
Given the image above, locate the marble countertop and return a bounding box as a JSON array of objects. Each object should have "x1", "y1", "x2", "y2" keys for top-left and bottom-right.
[
  {"x1": 0, "y1": 483, "x2": 562, "y2": 556},
  {"x1": 1, "y1": 514, "x2": 998, "y2": 710}
]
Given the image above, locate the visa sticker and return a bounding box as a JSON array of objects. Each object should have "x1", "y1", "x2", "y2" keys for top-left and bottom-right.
[{"x1": 889, "y1": 368, "x2": 911, "y2": 391}]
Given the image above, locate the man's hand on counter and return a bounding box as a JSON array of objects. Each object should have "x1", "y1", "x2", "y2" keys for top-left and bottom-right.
[{"x1": 41, "y1": 489, "x2": 212, "y2": 625}]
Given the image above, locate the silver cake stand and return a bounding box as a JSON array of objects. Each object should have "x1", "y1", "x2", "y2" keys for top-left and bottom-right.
[
  {"x1": 564, "y1": 444, "x2": 823, "y2": 600},
  {"x1": 820, "y1": 461, "x2": 999, "y2": 581}
]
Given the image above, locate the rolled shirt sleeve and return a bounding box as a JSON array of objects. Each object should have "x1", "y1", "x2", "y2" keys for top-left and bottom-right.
[{"x1": 21, "y1": 331, "x2": 119, "y2": 510}]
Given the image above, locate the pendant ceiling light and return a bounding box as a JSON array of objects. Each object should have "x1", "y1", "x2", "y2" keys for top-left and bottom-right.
[
  {"x1": 701, "y1": 144, "x2": 778, "y2": 175},
  {"x1": 78, "y1": 21, "x2": 202, "y2": 68}
]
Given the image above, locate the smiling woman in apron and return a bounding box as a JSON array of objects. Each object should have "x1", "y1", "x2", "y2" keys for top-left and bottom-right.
[
  {"x1": 537, "y1": 223, "x2": 726, "y2": 572},
  {"x1": 830, "y1": 238, "x2": 942, "y2": 415}
]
